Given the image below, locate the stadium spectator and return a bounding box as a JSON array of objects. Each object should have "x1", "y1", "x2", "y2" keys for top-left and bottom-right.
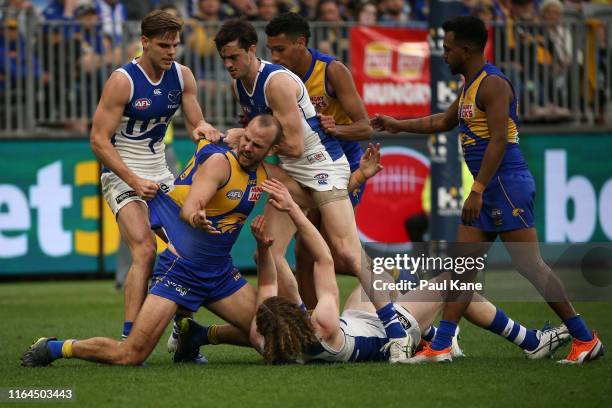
[
  {"x1": 315, "y1": 0, "x2": 348, "y2": 59},
  {"x1": 186, "y1": 0, "x2": 221, "y2": 85},
  {"x1": 296, "y1": 0, "x2": 317, "y2": 20},
  {"x1": 255, "y1": 0, "x2": 280, "y2": 22},
  {"x1": 94, "y1": 0, "x2": 125, "y2": 46},
  {"x1": 471, "y1": 0, "x2": 497, "y2": 24},
  {"x1": 408, "y1": 0, "x2": 428, "y2": 21},
  {"x1": 539, "y1": 0, "x2": 572, "y2": 120},
  {"x1": 41, "y1": 0, "x2": 77, "y2": 22},
  {"x1": 123, "y1": 0, "x2": 153, "y2": 21},
  {"x1": 379, "y1": 0, "x2": 411, "y2": 24},
  {"x1": 356, "y1": 1, "x2": 379, "y2": 25}
]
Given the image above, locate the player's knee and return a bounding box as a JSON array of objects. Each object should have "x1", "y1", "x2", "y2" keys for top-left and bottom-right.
[
  {"x1": 117, "y1": 342, "x2": 149, "y2": 365},
  {"x1": 132, "y1": 242, "x2": 157, "y2": 266}
]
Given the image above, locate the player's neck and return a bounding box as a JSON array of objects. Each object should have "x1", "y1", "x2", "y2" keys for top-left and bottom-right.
[
  {"x1": 295, "y1": 49, "x2": 312, "y2": 80},
  {"x1": 463, "y1": 57, "x2": 486, "y2": 85},
  {"x1": 138, "y1": 56, "x2": 165, "y2": 82},
  {"x1": 241, "y1": 59, "x2": 261, "y2": 92}
]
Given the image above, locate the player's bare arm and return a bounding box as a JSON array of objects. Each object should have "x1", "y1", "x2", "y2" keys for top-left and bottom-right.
[
  {"x1": 262, "y1": 179, "x2": 341, "y2": 345},
  {"x1": 180, "y1": 65, "x2": 221, "y2": 143},
  {"x1": 462, "y1": 75, "x2": 511, "y2": 223},
  {"x1": 321, "y1": 60, "x2": 373, "y2": 141},
  {"x1": 265, "y1": 74, "x2": 305, "y2": 158},
  {"x1": 262, "y1": 142, "x2": 382, "y2": 208},
  {"x1": 249, "y1": 215, "x2": 278, "y2": 353},
  {"x1": 90, "y1": 71, "x2": 159, "y2": 200},
  {"x1": 180, "y1": 153, "x2": 230, "y2": 233},
  {"x1": 371, "y1": 95, "x2": 460, "y2": 134}
]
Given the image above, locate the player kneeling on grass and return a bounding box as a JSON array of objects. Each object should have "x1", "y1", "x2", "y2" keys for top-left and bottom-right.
[
  {"x1": 21, "y1": 115, "x2": 382, "y2": 367},
  {"x1": 180, "y1": 180, "x2": 570, "y2": 364}
]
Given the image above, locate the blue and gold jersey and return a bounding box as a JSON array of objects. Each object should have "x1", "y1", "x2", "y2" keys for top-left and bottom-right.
[
  {"x1": 303, "y1": 49, "x2": 363, "y2": 172},
  {"x1": 458, "y1": 63, "x2": 528, "y2": 176},
  {"x1": 149, "y1": 140, "x2": 267, "y2": 265}
]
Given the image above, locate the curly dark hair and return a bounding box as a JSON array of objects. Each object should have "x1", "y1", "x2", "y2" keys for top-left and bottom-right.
[
  {"x1": 255, "y1": 296, "x2": 319, "y2": 364},
  {"x1": 442, "y1": 15, "x2": 488, "y2": 52}
]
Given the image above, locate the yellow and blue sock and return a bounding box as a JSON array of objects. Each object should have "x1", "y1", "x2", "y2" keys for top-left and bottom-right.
[
  {"x1": 487, "y1": 308, "x2": 539, "y2": 351},
  {"x1": 431, "y1": 320, "x2": 456, "y2": 351},
  {"x1": 563, "y1": 315, "x2": 593, "y2": 342},
  {"x1": 376, "y1": 304, "x2": 407, "y2": 339},
  {"x1": 47, "y1": 340, "x2": 75, "y2": 361}
]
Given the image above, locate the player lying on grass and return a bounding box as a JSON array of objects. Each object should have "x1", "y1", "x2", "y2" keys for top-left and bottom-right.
[
  {"x1": 176, "y1": 180, "x2": 570, "y2": 364},
  {"x1": 20, "y1": 115, "x2": 381, "y2": 367}
]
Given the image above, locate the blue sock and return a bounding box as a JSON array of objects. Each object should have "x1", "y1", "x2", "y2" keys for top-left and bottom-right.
[
  {"x1": 422, "y1": 326, "x2": 437, "y2": 342},
  {"x1": 47, "y1": 340, "x2": 65, "y2": 360},
  {"x1": 486, "y1": 308, "x2": 539, "y2": 351},
  {"x1": 122, "y1": 321, "x2": 133, "y2": 338},
  {"x1": 431, "y1": 320, "x2": 456, "y2": 351},
  {"x1": 563, "y1": 315, "x2": 593, "y2": 342},
  {"x1": 376, "y1": 304, "x2": 407, "y2": 339}
]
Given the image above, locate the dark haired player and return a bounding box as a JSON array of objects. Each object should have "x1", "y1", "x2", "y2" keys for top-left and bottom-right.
[{"x1": 372, "y1": 16, "x2": 603, "y2": 364}]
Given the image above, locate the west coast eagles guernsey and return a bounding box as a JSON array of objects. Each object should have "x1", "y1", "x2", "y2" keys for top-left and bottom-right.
[{"x1": 149, "y1": 140, "x2": 267, "y2": 265}]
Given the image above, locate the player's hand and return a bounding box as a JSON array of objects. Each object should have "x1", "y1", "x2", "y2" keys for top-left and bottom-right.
[
  {"x1": 250, "y1": 215, "x2": 274, "y2": 248},
  {"x1": 131, "y1": 177, "x2": 159, "y2": 200},
  {"x1": 318, "y1": 113, "x2": 337, "y2": 136},
  {"x1": 192, "y1": 121, "x2": 222, "y2": 143},
  {"x1": 224, "y1": 128, "x2": 245, "y2": 149},
  {"x1": 189, "y1": 209, "x2": 221, "y2": 234},
  {"x1": 262, "y1": 179, "x2": 297, "y2": 212},
  {"x1": 359, "y1": 143, "x2": 383, "y2": 179},
  {"x1": 462, "y1": 191, "x2": 483, "y2": 224},
  {"x1": 371, "y1": 114, "x2": 401, "y2": 134}
]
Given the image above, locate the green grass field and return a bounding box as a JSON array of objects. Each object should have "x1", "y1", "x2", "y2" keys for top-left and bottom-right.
[{"x1": 1, "y1": 276, "x2": 610, "y2": 408}]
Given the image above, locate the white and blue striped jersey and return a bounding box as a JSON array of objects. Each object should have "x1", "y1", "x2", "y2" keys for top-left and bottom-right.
[
  {"x1": 235, "y1": 60, "x2": 350, "y2": 191},
  {"x1": 110, "y1": 59, "x2": 183, "y2": 176},
  {"x1": 303, "y1": 306, "x2": 420, "y2": 363}
]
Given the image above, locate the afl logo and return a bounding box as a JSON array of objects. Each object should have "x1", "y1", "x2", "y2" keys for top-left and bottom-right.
[
  {"x1": 168, "y1": 90, "x2": 182, "y2": 103},
  {"x1": 134, "y1": 98, "x2": 151, "y2": 110},
  {"x1": 226, "y1": 189, "x2": 243, "y2": 200}
]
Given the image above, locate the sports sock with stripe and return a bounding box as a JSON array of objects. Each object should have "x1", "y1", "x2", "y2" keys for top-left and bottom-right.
[
  {"x1": 376, "y1": 303, "x2": 407, "y2": 339},
  {"x1": 487, "y1": 308, "x2": 539, "y2": 351},
  {"x1": 422, "y1": 325, "x2": 437, "y2": 342},
  {"x1": 122, "y1": 321, "x2": 133, "y2": 339}
]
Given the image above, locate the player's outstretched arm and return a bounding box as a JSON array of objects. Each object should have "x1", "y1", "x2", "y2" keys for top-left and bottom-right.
[
  {"x1": 462, "y1": 75, "x2": 510, "y2": 224},
  {"x1": 265, "y1": 74, "x2": 305, "y2": 158},
  {"x1": 371, "y1": 96, "x2": 460, "y2": 135},
  {"x1": 90, "y1": 71, "x2": 158, "y2": 200},
  {"x1": 262, "y1": 179, "x2": 340, "y2": 340},
  {"x1": 180, "y1": 153, "x2": 230, "y2": 233},
  {"x1": 320, "y1": 60, "x2": 373, "y2": 141},
  {"x1": 180, "y1": 65, "x2": 222, "y2": 143}
]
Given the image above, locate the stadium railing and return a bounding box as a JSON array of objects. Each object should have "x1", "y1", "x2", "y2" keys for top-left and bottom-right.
[{"x1": 1, "y1": 11, "x2": 611, "y2": 137}]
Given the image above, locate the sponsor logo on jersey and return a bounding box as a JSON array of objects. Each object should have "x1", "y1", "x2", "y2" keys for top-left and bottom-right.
[
  {"x1": 115, "y1": 190, "x2": 138, "y2": 205},
  {"x1": 226, "y1": 189, "x2": 243, "y2": 200},
  {"x1": 310, "y1": 96, "x2": 328, "y2": 111},
  {"x1": 492, "y1": 208, "x2": 503, "y2": 226},
  {"x1": 134, "y1": 98, "x2": 151, "y2": 110},
  {"x1": 167, "y1": 104, "x2": 179, "y2": 109},
  {"x1": 315, "y1": 173, "x2": 329, "y2": 185},
  {"x1": 248, "y1": 186, "x2": 263, "y2": 201},
  {"x1": 460, "y1": 104, "x2": 474, "y2": 119},
  {"x1": 168, "y1": 90, "x2": 182, "y2": 103},
  {"x1": 153, "y1": 88, "x2": 162, "y2": 96},
  {"x1": 307, "y1": 151, "x2": 327, "y2": 164}
]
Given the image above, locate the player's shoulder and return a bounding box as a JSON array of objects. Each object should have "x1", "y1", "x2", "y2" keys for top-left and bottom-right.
[{"x1": 103, "y1": 70, "x2": 132, "y2": 102}]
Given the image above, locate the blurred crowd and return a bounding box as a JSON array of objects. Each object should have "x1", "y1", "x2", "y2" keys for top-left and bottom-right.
[{"x1": 1, "y1": 0, "x2": 611, "y2": 130}]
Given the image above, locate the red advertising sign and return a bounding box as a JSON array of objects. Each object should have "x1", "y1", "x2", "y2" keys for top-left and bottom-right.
[
  {"x1": 356, "y1": 147, "x2": 430, "y2": 244},
  {"x1": 350, "y1": 26, "x2": 431, "y2": 119}
]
